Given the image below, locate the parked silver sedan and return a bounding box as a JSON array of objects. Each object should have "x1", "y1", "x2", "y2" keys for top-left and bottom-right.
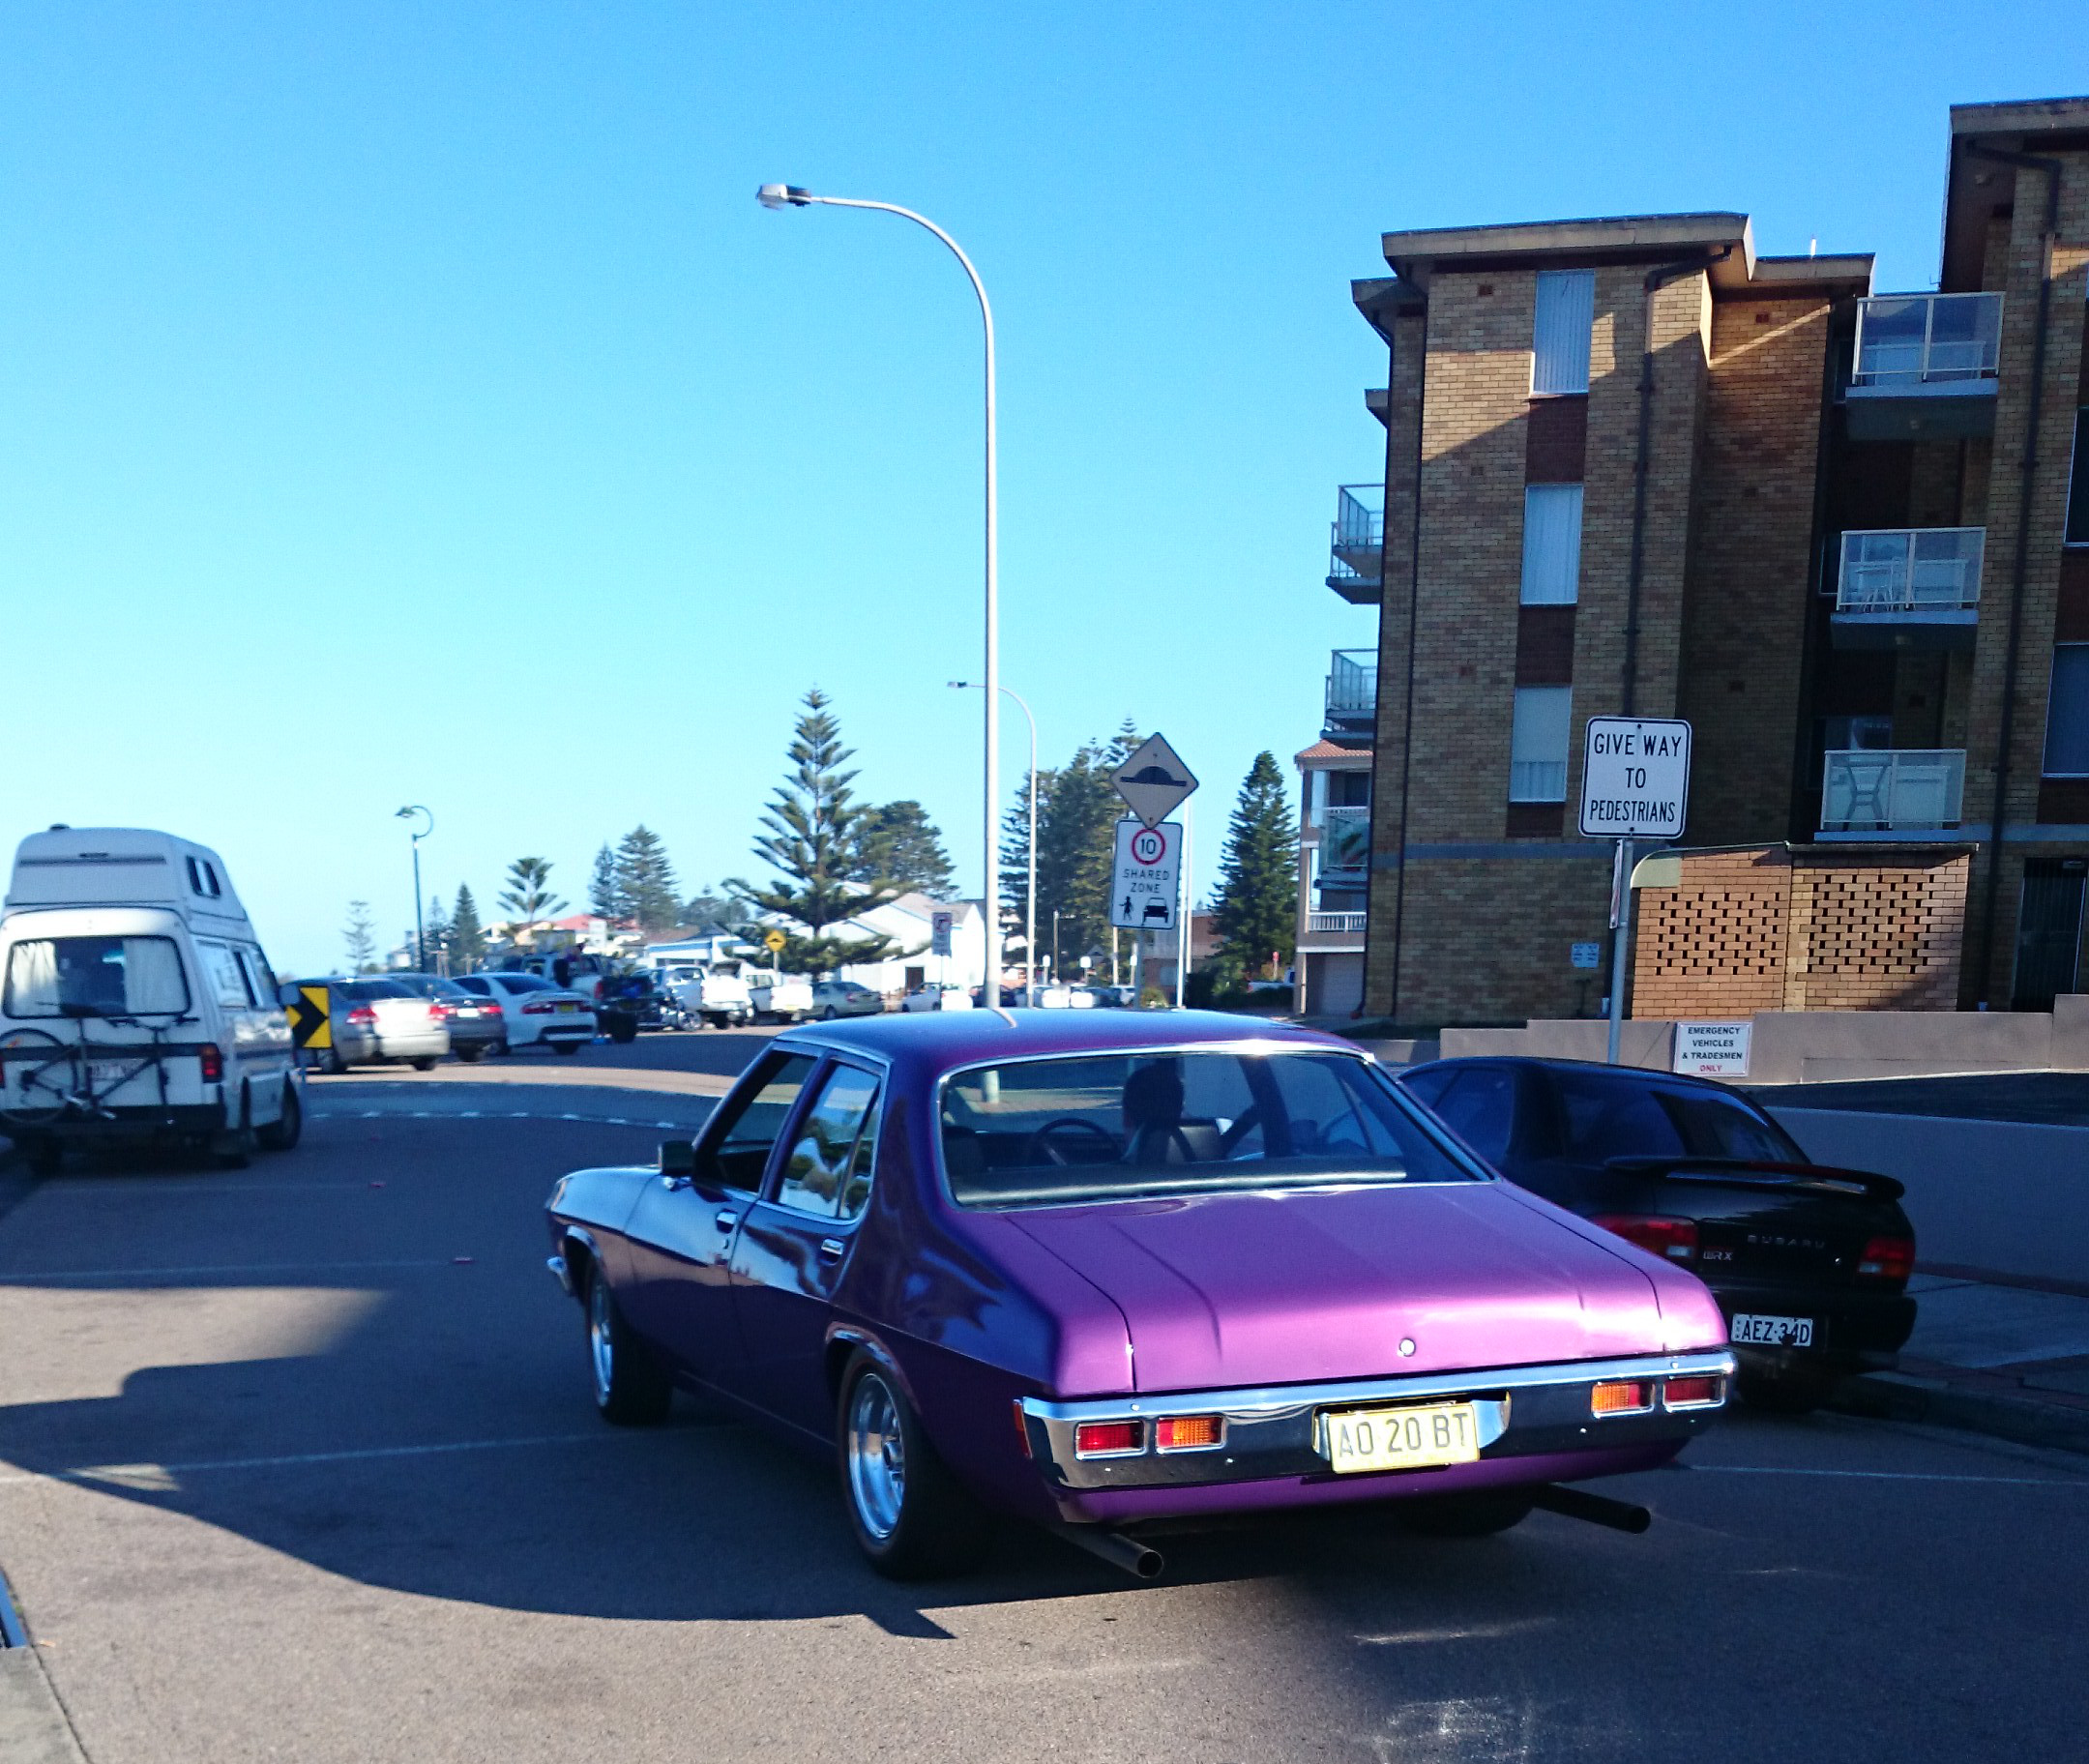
[
  {"x1": 297, "y1": 977, "x2": 451, "y2": 1073},
  {"x1": 810, "y1": 978, "x2": 884, "y2": 1021}
]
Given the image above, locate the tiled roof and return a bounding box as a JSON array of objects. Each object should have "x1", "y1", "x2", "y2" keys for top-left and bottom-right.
[{"x1": 1294, "y1": 739, "x2": 1372, "y2": 764}]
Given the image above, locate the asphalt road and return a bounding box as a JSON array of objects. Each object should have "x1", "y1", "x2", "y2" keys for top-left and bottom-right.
[{"x1": 1, "y1": 1094, "x2": 2085, "y2": 1763}]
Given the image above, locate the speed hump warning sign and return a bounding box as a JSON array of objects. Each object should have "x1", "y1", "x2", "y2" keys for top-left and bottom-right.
[{"x1": 286, "y1": 984, "x2": 331, "y2": 1050}]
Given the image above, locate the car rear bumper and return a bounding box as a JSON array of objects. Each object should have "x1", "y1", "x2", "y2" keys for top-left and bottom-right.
[
  {"x1": 1707, "y1": 1282, "x2": 1917, "y2": 1363},
  {"x1": 5, "y1": 1101, "x2": 227, "y2": 1143},
  {"x1": 1017, "y1": 1348, "x2": 1734, "y2": 1517},
  {"x1": 375, "y1": 1030, "x2": 450, "y2": 1058}
]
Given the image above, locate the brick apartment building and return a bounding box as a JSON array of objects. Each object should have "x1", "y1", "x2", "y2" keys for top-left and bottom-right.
[{"x1": 1312, "y1": 95, "x2": 2089, "y2": 1026}]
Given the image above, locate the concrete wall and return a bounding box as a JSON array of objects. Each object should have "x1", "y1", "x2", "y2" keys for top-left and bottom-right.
[
  {"x1": 1442, "y1": 993, "x2": 2089, "y2": 1081},
  {"x1": 1771, "y1": 1106, "x2": 2089, "y2": 1286}
]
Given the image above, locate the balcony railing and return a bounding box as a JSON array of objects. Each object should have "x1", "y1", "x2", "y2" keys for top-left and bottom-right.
[
  {"x1": 1327, "y1": 484, "x2": 1385, "y2": 603},
  {"x1": 1820, "y1": 749, "x2": 1966, "y2": 835},
  {"x1": 1306, "y1": 911, "x2": 1368, "y2": 934},
  {"x1": 1314, "y1": 804, "x2": 1370, "y2": 873},
  {"x1": 1851, "y1": 293, "x2": 2002, "y2": 387},
  {"x1": 1837, "y1": 527, "x2": 1985, "y2": 613},
  {"x1": 1324, "y1": 649, "x2": 1377, "y2": 738}
]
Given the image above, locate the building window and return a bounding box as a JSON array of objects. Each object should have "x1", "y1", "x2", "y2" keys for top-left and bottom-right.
[
  {"x1": 1509, "y1": 686, "x2": 1573, "y2": 801},
  {"x1": 1520, "y1": 485, "x2": 1583, "y2": 603},
  {"x1": 2045, "y1": 644, "x2": 2089, "y2": 778},
  {"x1": 2067, "y1": 408, "x2": 2087, "y2": 545},
  {"x1": 1532, "y1": 270, "x2": 1596, "y2": 396}
]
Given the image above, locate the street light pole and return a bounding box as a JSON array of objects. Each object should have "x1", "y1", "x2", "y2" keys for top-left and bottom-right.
[
  {"x1": 759, "y1": 184, "x2": 1001, "y2": 997},
  {"x1": 396, "y1": 806, "x2": 432, "y2": 971},
  {"x1": 952, "y1": 680, "x2": 1034, "y2": 1001}
]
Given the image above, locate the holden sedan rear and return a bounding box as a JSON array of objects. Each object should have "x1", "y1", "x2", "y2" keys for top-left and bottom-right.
[{"x1": 544, "y1": 1013, "x2": 1733, "y2": 1580}]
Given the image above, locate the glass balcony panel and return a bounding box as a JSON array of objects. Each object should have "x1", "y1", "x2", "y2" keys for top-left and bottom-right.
[
  {"x1": 1852, "y1": 293, "x2": 2002, "y2": 387},
  {"x1": 1318, "y1": 805, "x2": 1370, "y2": 872},
  {"x1": 1819, "y1": 750, "x2": 1966, "y2": 834},
  {"x1": 1836, "y1": 528, "x2": 1983, "y2": 614}
]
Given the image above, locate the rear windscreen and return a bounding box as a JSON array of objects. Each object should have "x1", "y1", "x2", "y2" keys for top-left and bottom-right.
[
  {"x1": 939, "y1": 1048, "x2": 1479, "y2": 1208},
  {"x1": 1549, "y1": 1070, "x2": 1806, "y2": 1164},
  {"x1": 3, "y1": 936, "x2": 191, "y2": 1018}
]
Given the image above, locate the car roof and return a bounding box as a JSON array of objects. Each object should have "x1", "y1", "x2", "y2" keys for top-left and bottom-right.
[
  {"x1": 777, "y1": 1008, "x2": 1356, "y2": 1074},
  {"x1": 1403, "y1": 1053, "x2": 1753, "y2": 1101}
]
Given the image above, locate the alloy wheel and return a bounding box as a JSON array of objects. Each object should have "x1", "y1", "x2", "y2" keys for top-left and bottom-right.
[
  {"x1": 846, "y1": 1372, "x2": 906, "y2": 1541},
  {"x1": 588, "y1": 1275, "x2": 615, "y2": 1405}
]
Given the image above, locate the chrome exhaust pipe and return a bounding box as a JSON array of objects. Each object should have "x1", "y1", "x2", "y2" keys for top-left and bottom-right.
[
  {"x1": 1531, "y1": 1484, "x2": 1651, "y2": 1534},
  {"x1": 1056, "y1": 1525, "x2": 1164, "y2": 1580}
]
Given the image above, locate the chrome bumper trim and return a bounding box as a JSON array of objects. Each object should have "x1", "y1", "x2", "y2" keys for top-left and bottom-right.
[{"x1": 1018, "y1": 1349, "x2": 1735, "y2": 1492}]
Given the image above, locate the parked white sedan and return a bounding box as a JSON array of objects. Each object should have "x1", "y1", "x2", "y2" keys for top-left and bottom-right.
[
  {"x1": 900, "y1": 982, "x2": 973, "y2": 1013},
  {"x1": 453, "y1": 972, "x2": 595, "y2": 1054}
]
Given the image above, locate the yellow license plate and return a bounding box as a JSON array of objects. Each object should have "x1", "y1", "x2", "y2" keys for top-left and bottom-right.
[{"x1": 1318, "y1": 1402, "x2": 1481, "y2": 1474}]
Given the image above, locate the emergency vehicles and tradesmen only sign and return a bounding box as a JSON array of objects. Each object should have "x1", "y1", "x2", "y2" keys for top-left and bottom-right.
[{"x1": 1578, "y1": 717, "x2": 1692, "y2": 840}]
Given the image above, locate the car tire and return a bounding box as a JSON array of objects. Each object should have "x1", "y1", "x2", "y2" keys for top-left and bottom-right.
[
  {"x1": 837, "y1": 1351, "x2": 990, "y2": 1580},
  {"x1": 552, "y1": 1042, "x2": 582, "y2": 1057},
  {"x1": 1737, "y1": 1367, "x2": 1839, "y2": 1415},
  {"x1": 215, "y1": 1088, "x2": 255, "y2": 1169},
  {"x1": 1392, "y1": 1490, "x2": 1535, "y2": 1538},
  {"x1": 489, "y1": 1040, "x2": 511, "y2": 1057},
  {"x1": 455, "y1": 1045, "x2": 485, "y2": 1064},
  {"x1": 256, "y1": 1081, "x2": 303, "y2": 1152},
  {"x1": 324, "y1": 1045, "x2": 348, "y2": 1075},
  {"x1": 821, "y1": 1007, "x2": 839, "y2": 1021},
  {"x1": 411, "y1": 1057, "x2": 437, "y2": 1072},
  {"x1": 583, "y1": 1256, "x2": 671, "y2": 1426}
]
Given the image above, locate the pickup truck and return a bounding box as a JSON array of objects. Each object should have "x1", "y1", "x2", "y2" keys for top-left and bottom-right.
[
  {"x1": 748, "y1": 969, "x2": 813, "y2": 1024},
  {"x1": 666, "y1": 962, "x2": 754, "y2": 1030}
]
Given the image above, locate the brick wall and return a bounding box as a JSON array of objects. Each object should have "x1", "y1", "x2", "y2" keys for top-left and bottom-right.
[
  {"x1": 1676, "y1": 294, "x2": 1833, "y2": 843},
  {"x1": 1959, "y1": 148, "x2": 2089, "y2": 999},
  {"x1": 1633, "y1": 846, "x2": 1970, "y2": 1017},
  {"x1": 1389, "y1": 855, "x2": 1614, "y2": 1025}
]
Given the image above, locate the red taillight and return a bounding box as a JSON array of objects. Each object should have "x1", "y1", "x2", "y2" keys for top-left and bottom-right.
[
  {"x1": 1591, "y1": 1214, "x2": 1699, "y2": 1262},
  {"x1": 345, "y1": 1005, "x2": 378, "y2": 1026},
  {"x1": 1156, "y1": 1414, "x2": 1223, "y2": 1451},
  {"x1": 521, "y1": 1000, "x2": 558, "y2": 1015},
  {"x1": 1591, "y1": 1380, "x2": 1654, "y2": 1416},
  {"x1": 1662, "y1": 1375, "x2": 1725, "y2": 1409},
  {"x1": 428, "y1": 1002, "x2": 453, "y2": 1019},
  {"x1": 1857, "y1": 1235, "x2": 1916, "y2": 1281},
  {"x1": 1012, "y1": 1401, "x2": 1032, "y2": 1458},
  {"x1": 198, "y1": 1044, "x2": 224, "y2": 1082},
  {"x1": 1074, "y1": 1420, "x2": 1144, "y2": 1456}
]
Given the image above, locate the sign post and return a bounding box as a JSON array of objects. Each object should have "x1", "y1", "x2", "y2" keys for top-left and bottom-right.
[
  {"x1": 1110, "y1": 734, "x2": 1198, "y2": 1005},
  {"x1": 1579, "y1": 717, "x2": 1692, "y2": 1065}
]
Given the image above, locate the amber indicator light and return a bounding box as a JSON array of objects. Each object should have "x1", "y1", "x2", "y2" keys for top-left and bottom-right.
[
  {"x1": 1590, "y1": 1380, "x2": 1654, "y2": 1416},
  {"x1": 1156, "y1": 1415, "x2": 1222, "y2": 1451}
]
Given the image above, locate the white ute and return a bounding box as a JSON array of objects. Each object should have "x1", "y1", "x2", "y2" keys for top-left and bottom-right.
[{"x1": 0, "y1": 827, "x2": 302, "y2": 1173}]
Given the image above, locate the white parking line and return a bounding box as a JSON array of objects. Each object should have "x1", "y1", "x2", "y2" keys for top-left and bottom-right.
[
  {"x1": 0, "y1": 1258, "x2": 459, "y2": 1282},
  {"x1": 0, "y1": 1428, "x2": 706, "y2": 1488},
  {"x1": 1691, "y1": 1465, "x2": 2089, "y2": 1487}
]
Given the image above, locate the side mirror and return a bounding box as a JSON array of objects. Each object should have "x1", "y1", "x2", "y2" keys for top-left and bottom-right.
[{"x1": 658, "y1": 1139, "x2": 696, "y2": 1178}]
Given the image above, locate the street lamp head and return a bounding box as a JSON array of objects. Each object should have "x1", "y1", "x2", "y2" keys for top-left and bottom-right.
[
  {"x1": 756, "y1": 183, "x2": 811, "y2": 210},
  {"x1": 948, "y1": 680, "x2": 973, "y2": 690},
  {"x1": 395, "y1": 807, "x2": 414, "y2": 819}
]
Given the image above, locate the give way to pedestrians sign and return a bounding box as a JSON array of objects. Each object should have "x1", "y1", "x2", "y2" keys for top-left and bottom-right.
[{"x1": 1109, "y1": 818, "x2": 1179, "y2": 930}]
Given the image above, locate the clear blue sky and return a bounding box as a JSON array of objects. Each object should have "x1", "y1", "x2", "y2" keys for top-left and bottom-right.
[{"x1": 4, "y1": 3, "x2": 2081, "y2": 972}]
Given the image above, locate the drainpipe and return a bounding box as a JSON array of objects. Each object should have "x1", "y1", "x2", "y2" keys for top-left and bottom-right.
[
  {"x1": 1386, "y1": 303, "x2": 1427, "y2": 1023},
  {"x1": 1968, "y1": 144, "x2": 2063, "y2": 1008},
  {"x1": 1622, "y1": 246, "x2": 1733, "y2": 715}
]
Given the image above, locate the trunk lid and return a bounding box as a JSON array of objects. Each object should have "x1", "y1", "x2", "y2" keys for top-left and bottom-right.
[{"x1": 1006, "y1": 1182, "x2": 1670, "y2": 1394}]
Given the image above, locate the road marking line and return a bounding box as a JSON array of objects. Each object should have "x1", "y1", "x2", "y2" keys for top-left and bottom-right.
[
  {"x1": 1357, "y1": 1618, "x2": 1554, "y2": 1645},
  {"x1": 1691, "y1": 1465, "x2": 2089, "y2": 1488},
  {"x1": 0, "y1": 1258, "x2": 458, "y2": 1282},
  {"x1": 0, "y1": 1429, "x2": 691, "y2": 1488}
]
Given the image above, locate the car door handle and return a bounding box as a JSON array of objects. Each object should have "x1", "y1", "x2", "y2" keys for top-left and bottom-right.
[
  {"x1": 817, "y1": 1238, "x2": 845, "y2": 1264},
  {"x1": 715, "y1": 1209, "x2": 740, "y2": 1233}
]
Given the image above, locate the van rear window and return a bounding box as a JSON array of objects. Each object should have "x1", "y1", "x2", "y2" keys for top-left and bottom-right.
[{"x1": 4, "y1": 936, "x2": 191, "y2": 1019}]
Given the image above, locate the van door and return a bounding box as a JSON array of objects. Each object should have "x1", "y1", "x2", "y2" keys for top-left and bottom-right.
[{"x1": 194, "y1": 938, "x2": 266, "y2": 1124}]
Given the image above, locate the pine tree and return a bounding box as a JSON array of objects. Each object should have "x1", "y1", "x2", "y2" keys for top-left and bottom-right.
[
  {"x1": 726, "y1": 689, "x2": 904, "y2": 974},
  {"x1": 499, "y1": 857, "x2": 565, "y2": 936},
  {"x1": 451, "y1": 885, "x2": 486, "y2": 972},
  {"x1": 1004, "y1": 724, "x2": 1142, "y2": 972},
  {"x1": 588, "y1": 843, "x2": 621, "y2": 920},
  {"x1": 424, "y1": 894, "x2": 453, "y2": 973},
  {"x1": 342, "y1": 900, "x2": 376, "y2": 973},
  {"x1": 614, "y1": 825, "x2": 681, "y2": 933},
  {"x1": 1214, "y1": 751, "x2": 1297, "y2": 980},
  {"x1": 851, "y1": 801, "x2": 956, "y2": 897}
]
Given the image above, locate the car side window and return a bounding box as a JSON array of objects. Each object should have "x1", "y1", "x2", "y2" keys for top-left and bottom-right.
[
  {"x1": 197, "y1": 940, "x2": 254, "y2": 1009},
  {"x1": 244, "y1": 948, "x2": 278, "y2": 1000},
  {"x1": 774, "y1": 1064, "x2": 881, "y2": 1219},
  {"x1": 704, "y1": 1053, "x2": 819, "y2": 1192},
  {"x1": 1427, "y1": 1068, "x2": 1516, "y2": 1165}
]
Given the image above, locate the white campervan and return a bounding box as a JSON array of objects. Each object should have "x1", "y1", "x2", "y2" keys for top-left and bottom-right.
[{"x1": 0, "y1": 828, "x2": 301, "y2": 1173}]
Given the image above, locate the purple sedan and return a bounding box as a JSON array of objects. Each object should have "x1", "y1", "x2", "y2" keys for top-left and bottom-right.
[{"x1": 544, "y1": 1012, "x2": 1734, "y2": 1579}]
